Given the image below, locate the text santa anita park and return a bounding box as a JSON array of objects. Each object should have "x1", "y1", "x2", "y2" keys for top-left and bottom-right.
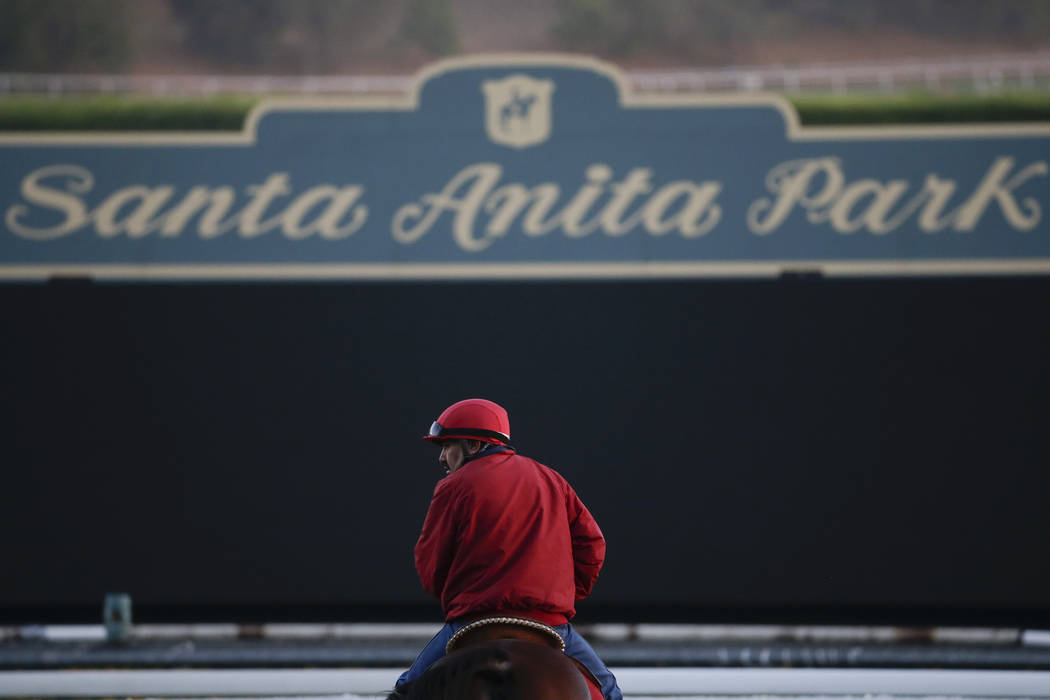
[{"x1": 5, "y1": 157, "x2": 1046, "y2": 247}]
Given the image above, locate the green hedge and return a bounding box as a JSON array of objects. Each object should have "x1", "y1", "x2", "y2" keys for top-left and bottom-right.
[
  {"x1": 1, "y1": 92, "x2": 1048, "y2": 131},
  {"x1": 0, "y1": 95, "x2": 255, "y2": 131},
  {"x1": 790, "y1": 92, "x2": 1050, "y2": 125}
]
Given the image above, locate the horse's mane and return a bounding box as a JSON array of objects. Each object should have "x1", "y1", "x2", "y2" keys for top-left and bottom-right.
[{"x1": 388, "y1": 645, "x2": 514, "y2": 700}]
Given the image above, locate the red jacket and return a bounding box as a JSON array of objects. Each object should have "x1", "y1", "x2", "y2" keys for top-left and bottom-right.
[{"x1": 414, "y1": 449, "x2": 606, "y2": 625}]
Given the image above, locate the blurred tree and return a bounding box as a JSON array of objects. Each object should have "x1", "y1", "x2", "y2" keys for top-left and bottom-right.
[
  {"x1": 167, "y1": 0, "x2": 452, "y2": 72},
  {"x1": 289, "y1": 0, "x2": 398, "y2": 71},
  {"x1": 550, "y1": 0, "x2": 1050, "y2": 61},
  {"x1": 0, "y1": 0, "x2": 132, "y2": 71},
  {"x1": 3, "y1": 0, "x2": 1047, "y2": 75},
  {"x1": 551, "y1": 0, "x2": 780, "y2": 60},
  {"x1": 904, "y1": 0, "x2": 1050, "y2": 41},
  {"x1": 399, "y1": 0, "x2": 460, "y2": 56},
  {"x1": 167, "y1": 0, "x2": 293, "y2": 69},
  {"x1": 551, "y1": 0, "x2": 652, "y2": 56}
]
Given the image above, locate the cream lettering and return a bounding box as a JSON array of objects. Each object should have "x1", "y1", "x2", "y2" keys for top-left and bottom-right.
[
  {"x1": 821, "y1": 179, "x2": 910, "y2": 235},
  {"x1": 239, "y1": 174, "x2": 293, "y2": 238},
  {"x1": 600, "y1": 168, "x2": 653, "y2": 236},
  {"x1": 392, "y1": 163, "x2": 501, "y2": 249},
  {"x1": 484, "y1": 182, "x2": 561, "y2": 238},
  {"x1": 748, "y1": 158, "x2": 843, "y2": 235},
  {"x1": 5, "y1": 166, "x2": 368, "y2": 241},
  {"x1": 748, "y1": 156, "x2": 1047, "y2": 236},
  {"x1": 6, "y1": 158, "x2": 1044, "y2": 255},
  {"x1": 93, "y1": 186, "x2": 175, "y2": 238},
  {"x1": 951, "y1": 157, "x2": 1047, "y2": 231},
  {"x1": 282, "y1": 185, "x2": 368, "y2": 240},
  {"x1": 915, "y1": 174, "x2": 959, "y2": 232},
  {"x1": 642, "y1": 181, "x2": 722, "y2": 237},
  {"x1": 157, "y1": 186, "x2": 238, "y2": 238},
  {"x1": 6, "y1": 164, "x2": 92, "y2": 240},
  {"x1": 392, "y1": 162, "x2": 724, "y2": 251}
]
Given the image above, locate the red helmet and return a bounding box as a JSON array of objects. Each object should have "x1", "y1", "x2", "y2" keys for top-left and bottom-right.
[{"x1": 424, "y1": 398, "x2": 511, "y2": 445}]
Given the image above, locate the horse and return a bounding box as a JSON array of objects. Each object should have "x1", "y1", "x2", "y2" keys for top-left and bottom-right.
[
  {"x1": 499, "y1": 90, "x2": 538, "y2": 128},
  {"x1": 388, "y1": 617, "x2": 603, "y2": 700}
]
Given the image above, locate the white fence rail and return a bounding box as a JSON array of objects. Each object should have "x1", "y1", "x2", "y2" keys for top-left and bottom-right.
[
  {"x1": 2, "y1": 52, "x2": 1049, "y2": 97},
  {"x1": 3, "y1": 668, "x2": 1050, "y2": 698},
  {"x1": 630, "y1": 51, "x2": 1050, "y2": 94}
]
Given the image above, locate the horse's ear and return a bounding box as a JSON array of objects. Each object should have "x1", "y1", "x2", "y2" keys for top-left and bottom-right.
[
  {"x1": 474, "y1": 656, "x2": 513, "y2": 700},
  {"x1": 476, "y1": 657, "x2": 512, "y2": 678}
]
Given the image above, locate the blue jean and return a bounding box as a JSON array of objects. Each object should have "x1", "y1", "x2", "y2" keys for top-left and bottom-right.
[{"x1": 395, "y1": 621, "x2": 622, "y2": 700}]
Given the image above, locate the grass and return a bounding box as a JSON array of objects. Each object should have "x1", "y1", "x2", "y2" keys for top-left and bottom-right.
[
  {"x1": 0, "y1": 95, "x2": 255, "y2": 131},
  {"x1": 0, "y1": 91, "x2": 1048, "y2": 130},
  {"x1": 789, "y1": 91, "x2": 1050, "y2": 125}
]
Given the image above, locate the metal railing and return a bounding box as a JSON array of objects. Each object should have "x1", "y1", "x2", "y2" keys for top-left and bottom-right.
[
  {"x1": 2, "y1": 51, "x2": 1049, "y2": 97},
  {"x1": 629, "y1": 50, "x2": 1050, "y2": 94}
]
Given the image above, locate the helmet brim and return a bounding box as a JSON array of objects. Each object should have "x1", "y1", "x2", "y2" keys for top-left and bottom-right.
[{"x1": 423, "y1": 433, "x2": 507, "y2": 445}]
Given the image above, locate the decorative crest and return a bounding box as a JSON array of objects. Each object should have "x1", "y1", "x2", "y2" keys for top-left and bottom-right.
[{"x1": 482, "y1": 74, "x2": 555, "y2": 149}]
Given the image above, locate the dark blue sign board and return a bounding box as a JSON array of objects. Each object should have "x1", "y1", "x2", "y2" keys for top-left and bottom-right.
[{"x1": 2, "y1": 55, "x2": 1049, "y2": 279}]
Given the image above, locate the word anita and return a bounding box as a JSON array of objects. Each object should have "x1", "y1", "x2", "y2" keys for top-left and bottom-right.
[{"x1": 393, "y1": 163, "x2": 723, "y2": 251}]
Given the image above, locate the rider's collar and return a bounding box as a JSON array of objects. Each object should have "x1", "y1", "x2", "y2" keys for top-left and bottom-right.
[{"x1": 464, "y1": 443, "x2": 515, "y2": 465}]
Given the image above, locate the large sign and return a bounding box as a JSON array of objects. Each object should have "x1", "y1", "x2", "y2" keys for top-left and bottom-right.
[{"x1": 2, "y1": 54, "x2": 1048, "y2": 279}]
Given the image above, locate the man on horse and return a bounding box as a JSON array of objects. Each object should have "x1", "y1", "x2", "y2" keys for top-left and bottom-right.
[{"x1": 395, "y1": 398, "x2": 622, "y2": 700}]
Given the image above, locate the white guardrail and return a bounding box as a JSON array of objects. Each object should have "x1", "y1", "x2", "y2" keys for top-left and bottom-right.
[
  {"x1": 4, "y1": 622, "x2": 1045, "y2": 644},
  {"x1": 1, "y1": 51, "x2": 1049, "y2": 96},
  {"x1": 3, "y1": 668, "x2": 1050, "y2": 698}
]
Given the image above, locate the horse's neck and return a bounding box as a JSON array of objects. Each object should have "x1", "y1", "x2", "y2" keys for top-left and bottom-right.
[{"x1": 448, "y1": 620, "x2": 604, "y2": 700}]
